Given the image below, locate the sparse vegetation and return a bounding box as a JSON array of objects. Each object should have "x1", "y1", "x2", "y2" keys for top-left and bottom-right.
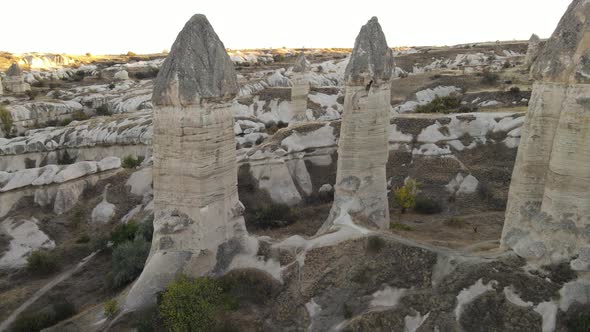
[
  {"x1": 159, "y1": 275, "x2": 236, "y2": 332},
  {"x1": 481, "y1": 69, "x2": 499, "y2": 85},
  {"x1": 60, "y1": 118, "x2": 73, "y2": 126},
  {"x1": 415, "y1": 95, "x2": 462, "y2": 114},
  {"x1": 72, "y1": 110, "x2": 90, "y2": 121},
  {"x1": 414, "y1": 196, "x2": 443, "y2": 214},
  {"x1": 509, "y1": 86, "x2": 521, "y2": 94},
  {"x1": 0, "y1": 105, "x2": 13, "y2": 137},
  {"x1": 11, "y1": 300, "x2": 76, "y2": 332},
  {"x1": 110, "y1": 221, "x2": 140, "y2": 246},
  {"x1": 25, "y1": 89, "x2": 39, "y2": 100},
  {"x1": 266, "y1": 121, "x2": 288, "y2": 135},
  {"x1": 390, "y1": 223, "x2": 414, "y2": 231},
  {"x1": 444, "y1": 217, "x2": 466, "y2": 228},
  {"x1": 366, "y1": 235, "x2": 386, "y2": 254},
  {"x1": 76, "y1": 234, "x2": 91, "y2": 244},
  {"x1": 104, "y1": 298, "x2": 119, "y2": 318},
  {"x1": 122, "y1": 155, "x2": 145, "y2": 168},
  {"x1": 27, "y1": 250, "x2": 59, "y2": 275},
  {"x1": 111, "y1": 237, "x2": 150, "y2": 289},
  {"x1": 251, "y1": 203, "x2": 296, "y2": 229},
  {"x1": 96, "y1": 104, "x2": 111, "y2": 116}
]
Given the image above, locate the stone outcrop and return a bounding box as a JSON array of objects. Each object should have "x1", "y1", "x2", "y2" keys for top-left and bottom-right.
[
  {"x1": 502, "y1": 0, "x2": 590, "y2": 266},
  {"x1": 3, "y1": 63, "x2": 31, "y2": 94},
  {"x1": 524, "y1": 34, "x2": 541, "y2": 68},
  {"x1": 318, "y1": 17, "x2": 393, "y2": 233},
  {"x1": 0, "y1": 76, "x2": 3, "y2": 95},
  {"x1": 290, "y1": 52, "x2": 310, "y2": 122},
  {"x1": 124, "y1": 14, "x2": 248, "y2": 312}
]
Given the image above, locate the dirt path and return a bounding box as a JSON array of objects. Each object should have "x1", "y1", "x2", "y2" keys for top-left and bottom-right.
[{"x1": 0, "y1": 251, "x2": 98, "y2": 332}]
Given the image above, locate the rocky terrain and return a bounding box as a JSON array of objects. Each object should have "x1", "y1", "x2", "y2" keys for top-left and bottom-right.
[{"x1": 0, "y1": 3, "x2": 589, "y2": 331}]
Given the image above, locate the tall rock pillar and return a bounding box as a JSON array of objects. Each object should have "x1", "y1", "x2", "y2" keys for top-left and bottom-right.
[
  {"x1": 124, "y1": 14, "x2": 248, "y2": 311},
  {"x1": 524, "y1": 33, "x2": 541, "y2": 69},
  {"x1": 291, "y1": 52, "x2": 310, "y2": 122},
  {"x1": 501, "y1": 0, "x2": 590, "y2": 265},
  {"x1": 318, "y1": 17, "x2": 393, "y2": 233}
]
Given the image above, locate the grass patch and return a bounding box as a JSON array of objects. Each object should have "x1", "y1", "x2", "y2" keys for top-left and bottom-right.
[
  {"x1": 104, "y1": 298, "x2": 119, "y2": 318},
  {"x1": 390, "y1": 223, "x2": 414, "y2": 231},
  {"x1": 11, "y1": 300, "x2": 76, "y2": 332}
]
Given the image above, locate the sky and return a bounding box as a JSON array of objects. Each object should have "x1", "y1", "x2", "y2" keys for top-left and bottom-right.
[{"x1": 3, "y1": 0, "x2": 573, "y2": 55}]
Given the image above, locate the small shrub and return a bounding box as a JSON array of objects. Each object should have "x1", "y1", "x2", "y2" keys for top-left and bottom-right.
[
  {"x1": 11, "y1": 300, "x2": 75, "y2": 332},
  {"x1": 366, "y1": 235, "x2": 385, "y2": 254},
  {"x1": 70, "y1": 208, "x2": 85, "y2": 227},
  {"x1": 27, "y1": 250, "x2": 58, "y2": 275},
  {"x1": 90, "y1": 234, "x2": 110, "y2": 251},
  {"x1": 390, "y1": 223, "x2": 414, "y2": 231},
  {"x1": 108, "y1": 83, "x2": 116, "y2": 90},
  {"x1": 393, "y1": 179, "x2": 419, "y2": 213},
  {"x1": 415, "y1": 95, "x2": 462, "y2": 114},
  {"x1": 60, "y1": 118, "x2": 73, "y2": 127},
  {"x1": 444, "y1": 217, "x2": 466, "y2": 228},
  {"x1": 32, "y1": 81, "x2": 46, "y2": 88},
  {"x1": 251, "y1": 203, "x2": 296, "y2": 229},
  {"x1": 126, "y1": 51, "x2": 137, "y2": 56},
  {"x1": 502, "y1": 60, "x2": 511, "y2": 69},
  {"x1": 104, "y1": 298, "x2": 119, "y2": 318},
  {"x1": 111, "y1": 237, "x2": 150, "y2": 289},
  {"x1": 72, "y1": 110, "x2": 89, "y2": 122},
  {"x1": 159, "y1": 275, "x2": 235, "y2": 332},
  {"x1": 481, "y1": 69, "x2": 499, "y2": 85},
  {"x1": 96, "y1": 104, "x2": 111, "y2": 116},
  {"x1": 110, "y1": 221, "x2": 140, "y2": 246},
  {"x1": 76, "y1": 234, "x2": 90, "y2": 244},
  {"x1": 414, "y1": 196, "x2": 443, "y2": 214},
  {"x1": 509, "y1": 86, "x2": 521, "y2": 94},
  {"x1": 122, "y1": 155, "x2": 144, "y2": 168},
  {"x1": 273, "y1": 54, "x2": 285, "y2": 62},
  {"x1": 0, "y1": 105, "x2": 13, "y2": 136}
]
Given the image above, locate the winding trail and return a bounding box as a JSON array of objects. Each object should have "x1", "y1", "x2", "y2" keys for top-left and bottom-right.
[{"x1": 0, "y1": 251, "x2": 99, "y2": 332}]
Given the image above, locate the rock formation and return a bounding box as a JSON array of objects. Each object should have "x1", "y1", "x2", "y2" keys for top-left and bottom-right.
[
  {"x1": 290, "y1": 52, "x2": 310, "y2": 122},
  {"x1": 124, "y1": 14, "x2": 248, "y2": 311},
  {"x1": 0, "y1": 76, "x2": 3, "y2": 95},
  {"x1": 524, "y1": 34, "x2": 541, "y2": 68},
  {"x1": 3, "y1": 63, "x2": 30, "y2": 94},
  {"x1": 502, "y1": 0, "x2": 590, "y2": 266},
  {"x1": 318, "y1": 17, "x2": 393, "y2": 233}
]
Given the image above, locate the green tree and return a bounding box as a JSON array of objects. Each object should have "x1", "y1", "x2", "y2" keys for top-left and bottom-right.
[{"x1": 393, "y1": 178, "x2": 420, "y2": 214}]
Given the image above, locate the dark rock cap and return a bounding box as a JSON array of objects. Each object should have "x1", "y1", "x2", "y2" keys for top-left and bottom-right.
[
  {"x1": 531, "y1": 0, "x2": 590, "y2": 83},
  {"x1": 344, "y1": 17, "x2": 394, "y2": 86},
  {"x1": 152, "y1": 14, "x2": 238, "y2": 107},
  {"x1": 6, "y1": 63, "x2": 22, "y2": 77},
  {"x1": 293, "y1": 52, "x2": 308, "y2": 73}
]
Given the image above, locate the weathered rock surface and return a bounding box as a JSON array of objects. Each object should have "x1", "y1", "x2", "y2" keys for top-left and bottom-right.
[
  {"x1": 502, "y1": 0, "x2": 590, "y2": 265},
  {"x1": 524, "y1": 33, "x2": 541, "y2": 68},
  {"x1": 151, "y1": 14, "x2": 238, "y2": 106},
  {"x1": 0, "y1": 217, "x2": 55, "y2": 269},
  {"x1": 3, "y1": 63, "x2": 31, "y2": 94},
  {"x1": 124, "y1": 14, "x2": 248, "y2": 312},
  {"x1": 319, "y1": 17, "x2": 393, "y2": 232},
  {"x1": 91, "y1": 185, "x2": 115, "y2": 223}
]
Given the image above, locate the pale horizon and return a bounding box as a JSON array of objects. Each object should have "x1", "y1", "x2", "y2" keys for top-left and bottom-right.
[{"x1": 3, "y1": 0, "x2": 573, "y2": 55}]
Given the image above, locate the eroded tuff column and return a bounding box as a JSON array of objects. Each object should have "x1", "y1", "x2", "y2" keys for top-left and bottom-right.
[
  {"x1": 291, "y1": 52, "x2": 310, "y2": 122},
  {"x1": 318, "y1": 17, "x2": 393, "y2": 233},
  {"x1": 524, "y1": 34, "x2": 541, "y2": 68},
  {"x1": 3, "y1": 63, "x2": 30, "y2": 94},
  {"x1": 501, "y1": 0, "x2": 590, "y2": 265},
  {"x1": 124, "y1": 14, "x2": 247, "y2": 311}
]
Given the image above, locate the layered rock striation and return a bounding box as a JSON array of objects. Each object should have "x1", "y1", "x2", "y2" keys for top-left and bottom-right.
[
  {"x1": 502, "y1": 0, "x2": 590, "y2": 266},
  {"x1": 319, "y1": 17, "x2": 393, "y2": 233},
  {"x1": 290, "y1": 52, "x2": 310, "y2": 122},
  {"x1": 124, "y1": 14, "x2": 248, "y2": 311}
]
